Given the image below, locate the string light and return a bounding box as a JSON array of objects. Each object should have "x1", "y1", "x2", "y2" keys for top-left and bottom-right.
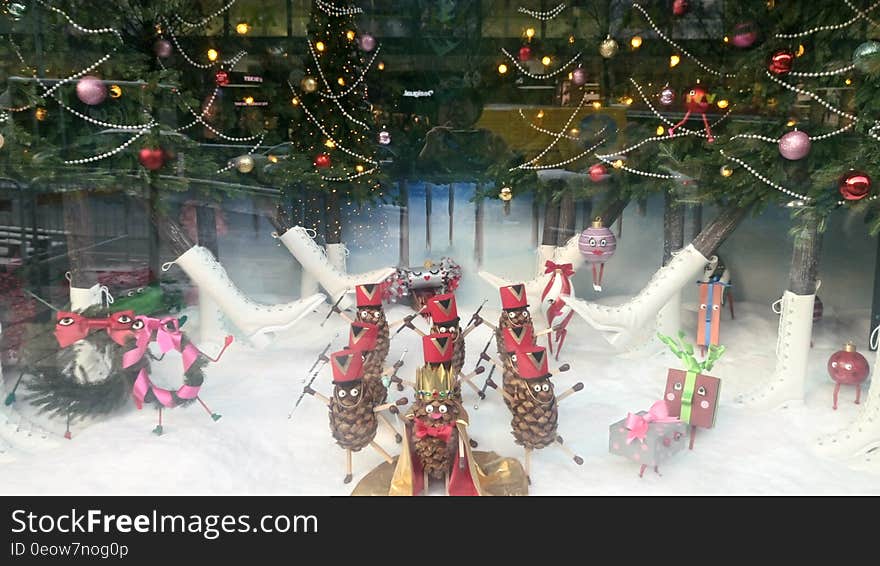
[
  {"x1": 592, "y1": 101, "x2": 602, "y2": 109},
  {"x1": 291, "y1": 97, "x2": 299, "y2": 106},
  {"x1": 516, "y1": 110, "x2": 580, "y2": 140},
  {"x1": 173, "y1": 0, "x2": 238, "y2": 29},
  {"x1": 498, "y1": 63, "x2": 509, "y2": 74},
  {"x1": 765, "y1": 70, "x2": 858, "y2": 122},
  {"x1": 337, "y1": 77, "x2": 345, "y2": 86},
  {"x1": 656, "y1": 125, "x2": 665, "y2": 135},
  {"x1": 541, "y1": 55, "x2": 552, "y2": 66},
  {"x1": 316, "y1": 41, "x2": 326, "y2": 52},
  {"x1": 377, "y1": 62, "x2": 385, "y2": 70},
  {"x1": 512, "y1": 94, "x2": 593, "y2": 170},
  {"x1": 630, "y1": 78, "x2": 732, "y2": 139},
  {"x1": 315, "y1": 0, "x2": 363, "y2": 16},
  {"x1": 307, "y1": 40, "x2": 380, "y2": 100},
  {"x1": 525, "y1": 28, "x2": 536, "y2": 39},
  {"x1": 501, "y1": 48, "x2": 582, "y2": 79},
  {"x1": 325, "y1": 139, "x2": 336, "y2": 148},
  {"x1": 346, "y1": 30, "x2": 356, "y2": 40},
  {"x1": 790, "y1": 64, "x2": 855, "y2": 77},
  {"x1": 514, "y1": 139, "x2": 606, "y2": 170},
  {"x1": 518, "y1": 3, "x2": 567, "y2": 20},
  {"x1": 63, "y1": 129, "x2": 148, "y2": 165},
  {"x1": 235, "y1": 22, "x2": 249, "y2": 35},
  {"x1": 716, "y1": 99, "x2": 729, "y2": 109},
  {"x1": 355, "y1": 164, "x2": 365, "y2": 172},
  {"x1": 775, "y1": 0, "x2": 880, "y2": 38},
  {"x1": 633, "y1": 3, "x2": 735, "y2": 77},
  {"x1": 35, "y1": 107, "x2": 48, "y2": 121},
  {"x1": 720, "y1": 165, "x2": 734, "y2": 177},
  {"x1": 796, "y1": 44, "x2": 806, "y2": 57},
  {"x1": 216, "y1": 133, "x2": 265, "y2": 174},
  {"x1": 631, "y1": 36, "x2": 643, "y2": 49},
  {"x1": 207, "y1": 48, "x2": 219, "y2": 61},
  {"x1": 669, "y1": 54, "x2": 681, "y2": 67},
  {"x1": 845, "y1": 77, "x2": 853, "y2": 85}
]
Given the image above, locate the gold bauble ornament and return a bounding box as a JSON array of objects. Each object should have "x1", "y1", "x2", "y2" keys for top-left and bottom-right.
[
  {"x1": 599, "y1": 36, "x2": 619, "y2": 58},
  {"x1": 499, "y1": 187, "x2": 513, "y2": 202},
  {"x1": 301, "y1": 76, "x2": 318, "y2": 93},
  {"x1": 236, "y1": 155, "x2": 255, "y2": 173}
]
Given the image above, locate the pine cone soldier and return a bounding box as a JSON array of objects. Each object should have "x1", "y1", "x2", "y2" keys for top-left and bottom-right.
[
  {"x1": 347, "y1": 321, "x2": 405, "y2": 442},
  {"x1": 400, "y1": 293, "x2": 480, "y2": 376}
]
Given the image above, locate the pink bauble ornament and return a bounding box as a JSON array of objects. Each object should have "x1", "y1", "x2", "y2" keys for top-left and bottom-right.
[
  {"x1": 659, "y1": 86, "x2": 675, "y2": 106},
  {"x1": 588, "y1": 163, "x2": 608, "y2": 183},
  {"x1": 778, "y1": 130, "x2": 811, "y2": 160},
  {"x1": 571, "y1": 67, "x2": 587, "y2": 86},
  {"x1": 731, "y1": 22, "x2": 758, "y2": 48},
  {"x1": 154, "y1": 39, "x2": 173, "y2": 58},
  {"x1": 673, "y1": 0, "x2": 690, "y2": 17},
  {"x1": 579, "y1": 219, "x2": 616, "y2": 263},
  {"x1": 359, "y1": 34, "x2": 376, "y2": 52},
  {"x1": 76, "y1": 75, "x2": 107, "y2": 105}
]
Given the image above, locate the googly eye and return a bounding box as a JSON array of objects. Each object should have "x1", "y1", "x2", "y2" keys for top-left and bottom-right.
[
  {"x1": 533, "y1": 385, "x2": 542, "y2": 392},
  {"x1": 508, "y1": 312, "x2": 516, "y2": 318},
  {"x1": 337, "y1": 389, "x2": 347, "y2": 398},
  {"x1": 127, "y1": 290, "x2": 136, "y2": 297},
  {"x1": 541, "y1": 383, "x2": 550, "y2": 392},
  {"x1": 136, "y1": 287, "x2": 144, "y2": 294},
  {"x1": 425, "y1": 405, "x2": 434, "y2": 413},
  {"x1": 589, "y1": 238, "x2": 596, "y2": 247},
  {"x1": 58, "y1": 317, "x2": 75, "y2": 326},
  {"x1": 689, "y1": 90, "x2": 696, "y2": 96},
  {"x1": 350, "y1": 388, "x2": 359, "y2": 397},
  {"x1": 438, "y1": 405, "x2": 448, "y2": 414},
  {"x1": 117, "y1": 314, "x2": 132, "y2": 324},
  {"x1": 831, "y1": 361, "x2": 838, "y2": 368},
  {"x1": 674, "y1": 382, "x2": 683, "y2": 391},
  {"x1": 712, "y1": 304, "x2": 720, "y2": 311},
  {"x1": 845, "y1": 363, "x2": 853, "y2": 371},
  {"x1": 699, "y1": 304, "x2": 707, "y2": 310},
  {"x1": 165, "y1": 321, "x2": 176, "y2": 330},
  {"x1": 600, "y1": 238, "x2": 607, "y2": 247},
  {"x1": 697, "y1": 386, "x2": 707, "y2": 396},
  {"x1": 511, "y1": 354, "x2": 517, "y2": 362},
  {"x1": 132, "y1": 320, "x2": 145, "y2": 330}
]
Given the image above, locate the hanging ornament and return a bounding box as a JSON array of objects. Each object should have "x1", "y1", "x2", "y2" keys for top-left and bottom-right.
[
  {"x1": 138, "y1": 147, "x2": 165, "y2": 171},
  {"x1": 668, "y1": 85, "x2": 716, "y2": 142},
  {"x1": 579, "y1": 218, "x2": 616, "y2": 292},
  {"x1": 827, "y1": 343, "x2": 869, "y2": 410},
  {"x1": 518, "y1": 45, "x2": 532, "y2": 62},
  {"x1": 215, "y1": 70, "x2": 230, "y2": 86},
  {"x1": 720, "y1": 165, "x2": 734, "y2": 177},
  {"x1": 672, "y1": 0, "x2": 690, "y2": 17},
  {"x1": 571, "y1": 67, "x2": 587, "y2": 86},
  {"x1": 34, "y1": 107, "x2": 47, "y2": 121},
  {"x1": 314, "y1": 153, "x2": 331, "y2": 169},
  {"x1": 589, "y1": 163, "x2": 608, "y2": 183},
  {"x1": 76, "y1": 75, "x2": 107, "y2": 105},
  {"x1": 378, "y1": 130, "x2": 391, "y2": 145},
  {"x1": 778, "y1": 130, "x2": 811, "y2": 160},
  {"x1": 109, "y1": 84, "x2": 122, "y2": 99},
  {"x1": 235, "y1": 155, "x2": 255, "y2": 173},
  {"x1": 154, "y1": 39, "x2": 173, "y2": 58},
  {"x1": 499, "y1": 187, "x2": 513, "y2": 215},
  {"x1": 599, "y1": 36, "x2": 619, "y2": 59},
  {"x1": 0, "y1": 133, "x2": 4, "y2": 149},
  {"x1": 838, "y1": 171, "x2": 872, "y2": 201},
  {"x1": 301, "y1": 76, "x2": 318, "y2": 93},
  {"x1": 853, "y1": 40, "x2": 880, "y2": 74},
  {"x1": 731, "y1": 22, "x2": 758, "y2": 48},
  {"x1": 359, "y1": 33, "x2": 377, "y2": 52},
  {"x1": 768, "y1": 49, "x2": 794, "y2": 75},
  {"x1": 659, "y1": 85, "x2": 675, "y2": 106}
]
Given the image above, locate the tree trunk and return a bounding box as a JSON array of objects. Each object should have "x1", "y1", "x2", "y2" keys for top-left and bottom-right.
[
  {"x1": 399, "y1": 179, "x2": 410, "y2": 267},
  {"x1": 474, "y1": 189, "x2": 485, "y2": 269},
  {"x1": 556, "y1": 191, "x2": 577, "y2": 246},
  {"x1": 692, "y1": 204, "x2": 752, "y2": 257},
  {"x1": 541, "y1": 199, "x2": 560, "y2": 246},
  {"x1": 147, "y1": 180, "x2": 161, "y2": 283},
  {"x1": 788, "y1": 216, "x2": 822, "y2": 295},
  {"x1": 63, "y1": 190, "x2": 99, "y2": 308},
  {"x1": 448, "y1": 183, "x2": 454, "y2": 247},
  {"x1": 324, "y1": 190, "x2": 342, "y2": 245},
  {"x1": 580, "y1": 197, "x2": 593, "y2": 230},
  {"x1": 531, "y1": 198, "x2": 540, "y2": 248},
  {"x1": 663, "y1": 190, "x2": 685, "y2": 265},
  {"x1": 688, "y1": 203, "x2": 703, "y2": 243},
  {"x1": 196, "y1": 204, "x2": 220, "y2": 256},
  {"x1": 425, "y1": 183, "x2": 432, "y2": 253},
  {"x1": 595, "y1": 196, "x2": 629, "y2": 227}
]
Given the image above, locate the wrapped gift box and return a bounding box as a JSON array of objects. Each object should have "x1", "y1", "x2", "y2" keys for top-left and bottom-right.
[
  {"x1": 609, "y1": 404, "x2": 689, "y2": 475},
  {"x1": 664, "y1": 369, "x2": 721, "y2": 429}
]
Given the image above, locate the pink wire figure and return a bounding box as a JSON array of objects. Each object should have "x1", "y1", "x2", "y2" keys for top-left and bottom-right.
[{"x1": 667, "y1": 85, "x2": 715, "y2": 143}]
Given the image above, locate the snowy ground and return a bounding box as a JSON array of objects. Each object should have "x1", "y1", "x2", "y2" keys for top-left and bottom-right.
[{"x1": 2, "y1": 294, "x2": 879, "y2": 496}]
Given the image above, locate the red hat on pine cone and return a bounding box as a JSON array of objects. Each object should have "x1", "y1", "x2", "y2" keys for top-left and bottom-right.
[
  {"x1": 500, "y1": 284, "x2": 529, "y2": 310},
  {"x1": 502, "y1": 325, "x2": 536, "y2": 353},
  {"x1": 516, "y1": 346, "x2": 551, "y2": 380},
  {"x1": 422, "y1": 334, "x2": 455, "y2": 364},
  {"x1": 426, "y1": 293, "x2": 459, "y2": 325},
  {"x1": 355, "y1": 283, "x2": 384, "y2": 308},
  {"x1": 348, "y1": 321, "x2": 379, "y2": 352},
  {"x1": 330, "y1": 349, "x2": 365, "y2": 384}
]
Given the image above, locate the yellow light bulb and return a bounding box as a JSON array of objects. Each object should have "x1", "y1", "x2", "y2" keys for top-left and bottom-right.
[
  {"x1": 244, "y1": 96, "x2": 254, "y2": 105},
  {"x1": 316, "y1": 41, "x2": 325, "y2": 52},
  {"x1": 498, "y1": 63, "x2": 508, "y2": 74},
  {"x1": 291, "y1": 97, "x2": 299, "y2": 106},
  {"x1": 612, "y1": 159, "x2": 624, "y2": 169},
  {"x1": 592, "y1": 101, "x2": 602, "y2": 110},
  {"x1": 541, "y1": 55, "x2": 551, "y2": 66},
  {"x1": 109, "y1": 84, "x2": 122, "y2": 98},
  {"x1": 723, "y1": 36, "x2": 729, "y2": 43},
  {"x1": 656, "y1": 125, "x2": 665, "y2": 136},
  {"x1": 630, "y1": 36, "x2": 642, "y2": 49},
  {"x1": 717, "y1": 99, "x2": 729, "y2": 109},
  {"x1": 568, "y1": 35, "x2": 575, "y2": 44},
  {"x1": 845, "y1": 78, "x2": 852, "y2": 85},
  {"x1": 355, "y1": 164, "x2": 365, "y2": 172},
  {"x1": 525, "y1": 28, "x2": 536, "y2": 39},
  {"x1": 337, "y1": 77, "x2": 345, "y2": 86},
  {"x1": 325, "y1": 139, "x2": 336, "y2": 148},
  {"x1": 268, "y1": 155, "x2": 279, "y2": 163},
  {"x1": 35, "y1": 107, "x2": 47, "y2": 121},
  {"x1": 377, "y1": 62, "x2": 385, "y2": 70},
  {"x1": 786, "y1": 119, "x2": 797, "y2": 127},
  {"x1": 346, "y1": 30, "x2": 355, "y2": 40},
  {"x1": 235, "y1": 22, "x2": 249, "y2": 35},
  {"x1": 570, "y1": 128, "x2": 580, "y2": 136},
  {"x1": 669, "y1": 54, "x2": 681, "y2": 67},
  {"x1": 536, "y1": 110, "x2": 544, "y2": 118},
  {"x1": 623, "y1": 96, "x2": 633, "y2": 105},
  {"x1": 207, "y1": 48, "x2": 219, "y2": 62}
]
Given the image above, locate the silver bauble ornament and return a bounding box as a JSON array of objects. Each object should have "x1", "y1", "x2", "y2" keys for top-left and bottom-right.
[
  {"x1": 599, "y1": 36, "x2": 619, "y2": 59},
  {"x1": 236, "y1": 155, "x2": 255, "y2": 173}
]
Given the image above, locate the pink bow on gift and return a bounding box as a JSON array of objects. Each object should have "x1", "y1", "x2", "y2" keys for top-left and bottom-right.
[
  {"x1": 624, "y1": 400, "x2": 679, "y2": 444},
  {"x1": 544, "y1": 261, "x2": 575, "y2": 278}
]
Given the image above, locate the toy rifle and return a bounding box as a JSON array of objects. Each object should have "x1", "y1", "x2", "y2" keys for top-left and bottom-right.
[
  {"x1": 288, "y1": 335, "x2": 337, "y2": 417},
  {"x1": 385, "y1": 348, "x2": 408, "y2": 393},
  {"x1": 474, "y1": 337, "x2": 497, "y2": 405},
  {"x1": 464, "y1": 299, "x2": 488, "y2": 329},
  {"x1": 320, "y1": 294, "x2": 347, "y2": 327},
  {"x1": 393, "y1": 305, "x2": 427, "y2": 335}
]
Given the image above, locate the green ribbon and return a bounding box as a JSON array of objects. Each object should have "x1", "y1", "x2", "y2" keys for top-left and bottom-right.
[{"x1": 680, "y1": 370, "x2": 697, "y2": 425}]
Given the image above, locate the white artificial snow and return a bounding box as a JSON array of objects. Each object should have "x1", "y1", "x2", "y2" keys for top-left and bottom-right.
[{"x1": 1, "y1": 298, "x2": 878, "y2": 495}]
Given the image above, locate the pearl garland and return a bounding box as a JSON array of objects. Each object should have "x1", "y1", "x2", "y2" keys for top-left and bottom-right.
[
  {"x1": 517, "y1": 3, "x2": 566, "y2": 20},
  {"x1": 765, "y1": 71, "x2": 858, "y2": 122},
  {"x1": 775, "y1": 0, "x2": 880, "y2": 38},
  {"x1": 52, "y1": 96, "x2": 156, "y2": 131},
  {"x1": 595, "y1": 154, "x2": 680, "y2": 180},
  {"x1": 501, "y1": 48, "x2": 583, "y2": 79},
  {"x1": 845, "y1": 0, "x2": 880, "y2": 26},
  {"x1": 518, "y1": 109, "x2": 581, "y2": 140},
  {"x1": 316, "y1": 0, "x2": 363, "y2": 16},
  {"x1": 321, "y1": 167, "x2": 377, "y2": 182},
  {"x1": 514, "y1": 138, "x2": 606, "y2": 171},
  {"x1": 514, "y1": 93, "x2": 590, "y2": 170},
  {"x1": 720, "y1": 149, "x2": 811, "y2": 201},
  {"x1": 630, "y1": 78, "x2": 733, "y2": 138},
  {"x1": 173, "y1": 0, "x2": 238, "y2": 30},
  {"x1": 216, "y1": 133, "x2": 265, "y2": 174},
  {"x1": 600, "y1": 131, "x2": 692, "y2": 159},
  {"x1": 632, "y1": 3, "x2": 735, "y2": 78},
  {"x1": 307, "y1": 40, "x2": 380, "y2": 100},
  {"x1": 789, "y1": 64, "x2": 855, "y2": 77},
  {"x1": 38, "y1": 0, "x2": 122, "y2": 42},
  {"x1": 62, "y1": 129, "x2": 148, "y2": 165}
]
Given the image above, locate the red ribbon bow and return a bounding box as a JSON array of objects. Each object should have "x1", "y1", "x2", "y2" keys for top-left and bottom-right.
[
  {"x1": 54, "y1": 312, "x2": 110, "y2": 348},
  {"x1": 544, "y1": 261, "x2": 575, "y2": 278},
  {"x1": 414, "y1": 420, "x2": 454, "y2": 442},
  {"x1": 624, "y1": 400, "x2": 679, "y2": 444}
]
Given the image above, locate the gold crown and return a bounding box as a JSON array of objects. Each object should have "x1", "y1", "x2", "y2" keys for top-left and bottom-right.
[{"x1": 415, "y1": 364, "x2": 454, "y2": 400}]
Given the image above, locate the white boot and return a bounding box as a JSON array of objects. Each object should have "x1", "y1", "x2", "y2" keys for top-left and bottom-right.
[
  {"x1": 656, "y1": 288, "x2": 682, "y2": 339},
  {"x1": 173, "y1": 246, "x2": 327, "y2": 347},
  {"x1": 197, "y1": 292, "x2": 227, "y2": 356},
  {"x1": 561, "y1": 244, "x2": 710, "y2": 350},
  {"x1": 69, "y1": 284, "x2": 104, "y2": 311},
  {"x1": 815, "y1": 335, "x2": 880, "y2": 459},
  {"x1": 734, "y1": 290, "x2": 814, "y2": 410},
  {"x1": 325, "y1": 242, "x2": 348, "y2": 274},
  {"x1": 277, "y1": 226, "x2": 395, "y2": 309},
  {"x1": 300, "y1": 271, "x2": 319, "y2": 298}
]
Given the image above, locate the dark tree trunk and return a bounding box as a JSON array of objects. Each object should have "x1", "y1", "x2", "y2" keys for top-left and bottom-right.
[
  {"x1": 556, "y1": 191, "x2": 577, "y2": 246},
  {"x1": 663, "y1": 190, "x2": 685, "y2": 265},
  {"x1": 474, "y1": 193, "x2": 485, "y2": 268},
  {"x1": 531, "y1": 198, "x2": 540, "y2": 247},
  {"x1": 325, "y1": 190, "x2": 342, "y2": 245},
  {"x1": 692, "y1": 204, "x2": 752, "y2": 258},
  {"x1": 596, "y1": 196, "x2": 629, "y2": 227},
  {"x1": 425, "y1": 183, "x2": 432, "y2": 252},
  {"x1": 448, "y1": 183, "x2": 454, "y2": 246},
  {"x1": 399, "y1": 179, "x2": 410, "y2": 267},
  {"x1": 62, "y1": 190, "x2": 97, "y2": 290},
  {"x1": 580, "y1": 197, "x2": 593, "y2": 230},
  {"x1": 688, "y1": 203, "x2": 703, "y2": 242},
  {"x1": 541, "y1": 199, "x2": 561, "y2": 246},
  {"x1": 787, "y1": 212, "x2": 823, "y2": 296},
  {"x1": 637, "y1": 197, "x2": 648, "y2": 217},
  {"x1": 147, "y1": 181, "x2": 161, "y2": 281},
  {"x1": 152, "y1": 207, "x2": 194, "y2": 259},
  {"x1": 196, "y1": 204, "x2": 220, "y2": 256}
]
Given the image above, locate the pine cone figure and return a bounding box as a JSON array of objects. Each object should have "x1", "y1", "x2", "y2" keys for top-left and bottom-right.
[
  {"x1": 411, "y1": 400, "x2": 460, "y2": 480},
  {"x1": 451, "y1": 332, "x2": 466, "y2": 376},
  {"x1": 510, "y1": 381, "x2": 558, "y2": 449},
  {"x1": 362, "y1": 351, "x2": 388, "y2": 404},
  {"x1": 358, "y1": 309, "x2": 390, "y2": 363},
  {"x1": 329, "y1": 383, "x2": 377, "y2": 452}
]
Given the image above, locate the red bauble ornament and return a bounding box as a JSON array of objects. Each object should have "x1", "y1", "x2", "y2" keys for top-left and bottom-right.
[
  {"x1": 839, "y1": 171, "x2": 872, "y2": 200},
  {"x1": 589, "y1": 163, "x2": 608, "y2": 183},
  {"x1": 827, "y1": 343, "x2": 869, "y2": 410},
  {"x1": 138, "y1": 147, "x2": 165, "y2": 171},
  {"x1": 769, "y1": 50, "x2": 794, "y2": 75},
  {"x1": 672, "y1": 0, "x2": 690, "y2": 16},
  {"x1": 518, "y1": 45, "x2": 532, "y2": 62},
  {"x1": 215, "y1": 70, "x2": 230, "y2": 86},
  {"x1": 314, "y1": 153, "x2": 331, "y2": 169}
]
